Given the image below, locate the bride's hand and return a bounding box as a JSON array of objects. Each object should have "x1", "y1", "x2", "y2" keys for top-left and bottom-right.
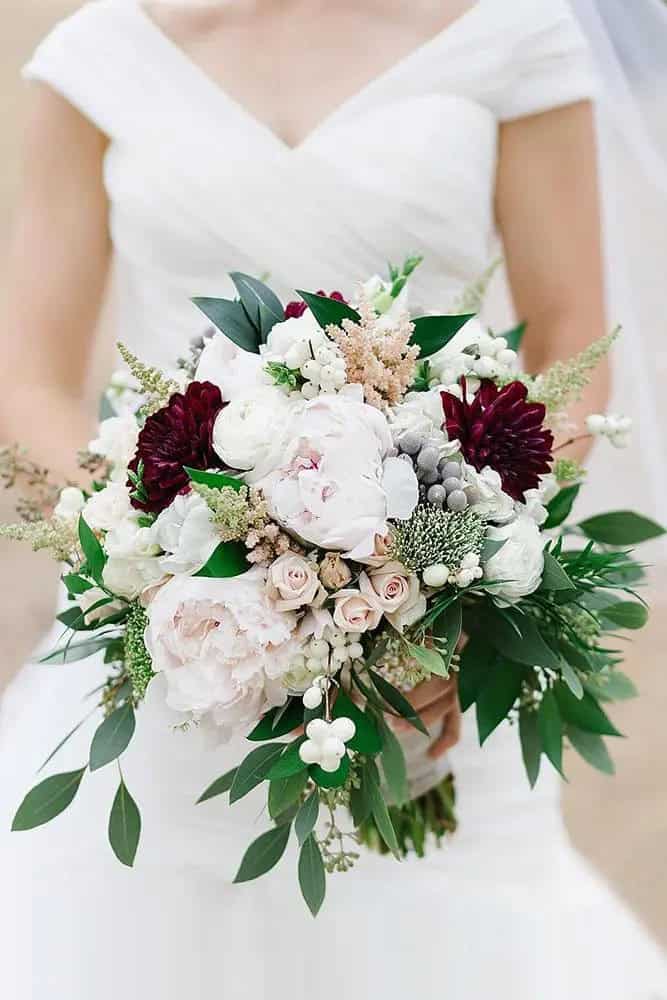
[{"x1": 393, "y1": 674, "x2": 462, "y2": 760}]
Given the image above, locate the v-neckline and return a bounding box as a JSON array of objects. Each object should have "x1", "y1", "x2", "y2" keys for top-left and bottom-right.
[{"x1": 131, "y1": 1, "x2": 486, "y2": 153}]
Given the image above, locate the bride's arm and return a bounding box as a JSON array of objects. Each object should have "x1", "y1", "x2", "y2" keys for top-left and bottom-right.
[
  {"x1": 496, "y1": 100, "x2": 610, "y2": 462},
  {"x1": 0, "y1": 85, "x2": 111, "y2": 481}
]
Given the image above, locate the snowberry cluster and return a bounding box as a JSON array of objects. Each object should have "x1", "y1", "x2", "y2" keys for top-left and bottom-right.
[
  {"x1": 423, "y1": 551, "x2": 483, "y2": 590},
  {"x1": 299, "y1": 717, "x2": 356, "y2": 773},
  {"x1": 281, "y1": 331, "x2": 347, "y2": 398},
  {"x1": 398, "y1": 434, "x2": 469, "y2": 512},
  {"x1": 586, "y1": 413, "x2": 632, "y2": 449},
  {"x1": 430, "y1": 333, "x2": 518, "y2": 387},
  {"x1": 291, "y1": 629, "x2": 364, "y2": 705}
]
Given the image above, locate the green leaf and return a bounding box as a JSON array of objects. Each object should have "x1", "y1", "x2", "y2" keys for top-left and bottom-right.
[
  {"x1": 332, "y1": 691, "x2": 382, "y2": 755},
  {"x1": 310, "y1": 752, "x2": 350, "y2": 789},
  {"x1": 295, "y1": 789, "x2": 320, "y2": 846},
  {"x1": 295, "y1": 290, "x2": 360, "y2": 330},
  {"x1": 298, "y1": 834, "x2": 326, "y2": 917},
  {"x1": 368, "y1": 669, "x2": 428, "y2": 736},
  {"x1": 108, "y1": 777, "x2": 141, "y2": 867},
  {"x1": 484, "y1": 608, "x2": 561, "y2": 670},
  {"x1": 561, "y1": 660, "x2": 584, "y2": 699},
  {"x1": 366, "y1": 764, "x2": 401, "y2": 858},
  {"x1": 77, "y1": 516, "x2": 106, "y2": 584},
  {"x1": 89, "y1": 703, "x2": 136, "y2": 772},
  {"x1": 350, "y1": 768, "x2": 373, "y2": 826},
  {"x1": 38, "y1": 711, "x2": 97, "y2": 773},
  {"x1": 584, "y1": 671, "x2": 638, "y2": 703},
  {"x1": 192, "y1": 297, "x2": 261, "y2": 353},
  {"x1": 538, "y1": 689, "x2": 563, "y2": 775},
  {"x1": 544, "y1": 485, "x2": 580, "y2": 530},
  {"x1": 62, "y1": 573, "x2": 94, "y2": 596},
  {"x1": 475, "y1": 659, "x2": 525, "y2": 744},
  {"x1": 248, "y1": 700, "x2": 305, "y2": 741},
  {"x1": 431, "y1": 601, "x2": 463, "y2": 675},
  {"x1": 197, "y1": 767, "x2": 238, "y2": 804},
  {"x1": 230, "y1": 272, "x2": 284, "y2": 339},
  {"x1": 409, "y1": 313, "x2": 475, "y2": 358},
  {"x1": 379, "y1": 721, "x2": 409, "y2": 806},
  {"x1": 599, "y1": 601, "x2": 649, "y2": 630},
  {"x1": 40, "y1": 636, "x2": 114, "y2": 665},
  {"x1": 578, "y1": 510, "x2": 665, "y2": 546},
  {"x1": 567, "y1": 726, "x2": 615, "y2": 775},
  {"x1": 12, "y1": 767, "x2": 87, "y2": 831},
  {"x1": 405, "y1": 642, "x2": 449, "y2": 678},
  {"x1": 194, "y1": 541, "x2": 249, "y2": 579},
  {"x1": 503, "y1": 321, "x2": 527, "y2": 352},
  {"x1": 267, "y1": 737, "x2": 308, "y2": 780},
  {"x1": 184, "y1": 467, "x2": 245, "y2": 493},
  {"x1": 457, "y1": 634, "x2": 494, "y2": 712},
  {"x1": 553, "y1": 683, "x2": 622, "y2": 738},
  {"x1": 519, "y1": 707, "x2": 542, "y2": 787},
  {"x1": 229, "y1": 743, "x2": 285, "y2": 803},
  {"x1": 268, "y1": 771, "x2": 309, "y2": 819},
  {"x1": 99, "y1": 392, "x2": 116, "y2": 421},
  {"x1": 540, "y1": 551, "x2": 577, "y2": 592},
  {"x1": 233, "y1": 823, "x2": 292, "y2": 883}
]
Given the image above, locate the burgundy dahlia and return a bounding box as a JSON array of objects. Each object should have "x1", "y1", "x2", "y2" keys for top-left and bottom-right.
[
  {"x1": 128, "y1": 381, "x2": 226, "y2": 514},
  {"x1": 284, "y1": 289, "x2": 347, "y2": 319},
  {"x1": 441, "y1": 379, "x2": 553, "y2": 502}
]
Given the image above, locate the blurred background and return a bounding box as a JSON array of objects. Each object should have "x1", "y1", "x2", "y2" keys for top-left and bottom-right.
[{"x1": 1, "y1": 0, "x2": 666, "y2": 945}]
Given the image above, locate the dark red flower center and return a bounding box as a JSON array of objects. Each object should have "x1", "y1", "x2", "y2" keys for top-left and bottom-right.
[{"x1": 284, "y1": 290, "x2": 347, "y2": 319}]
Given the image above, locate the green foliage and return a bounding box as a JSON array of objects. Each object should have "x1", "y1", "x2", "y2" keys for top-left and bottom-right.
[
  {"x1": 366, "y1": 761, "x2": 401, "y2": 858},
  {"x1": 553, "y1": 683, "x2": 622, "y2": 738},
  {"x1": 194, "y1": 275, "x2": 283, "y2": 354},
  {"x1": 295, "y1": 290, "x2": 360, "y2": 329},
  {"x1": 599, "y1": 601, "x2": 649, "y2": 630},
  {"x1": 78, "y1": 516, "x2": 106, "y2": 584},
  {"x1": 294, "y1": 789, "x2": 320, "y2": 846},
  {"x1": 89, "y1": 703, "x2": 136, "y2": 772},
  {"x1": 368, "y1": 669, "x2": 429, "y2": 736},
  {"x1": 12, "y1": 767, "x2": 87, "y2": 831},
  {"x1": 230, "y1": 271, "x2": 284, "y2": 338},
  {"x1": 268, "y1": 772, "x2": 309, "y2": 819},
  {"x1": 267, "y1": 737, "x2": 308, "y2": 780},
  {"x1": 197, "y1": 768, "x2": 238, "y2": 804},
  {"x1": 298, "y1": 835, "x2": 327, "y2": 916},
  {"x1": 476, "y1": 660, "x2": 526, "y2": 744},
  {"x1": 566, "y1": 726, "x2": 615, "y2": 775},
  {"x1": 124, "y1": 602, "x2": 154, "y2": 701},
  {"x1": 310, "y1": 753, "x2": 350, "y2": 789},
  {"x1": 359, "y1": 773, "x2": 456, "y2": 858},
  {"x1": 248, "y1": 699, "x2": 305, "y2": 741},
  {"x1": 578, "y1": 511, "x2": 665, "y2": 546},
  {"x1": 108, "y1": 777, "x2": 141, "y2": 867},
  {"x1": 332, "y1": 691, "x2": 382, "y2": 755},
  {"x1": 229, "y1": 744, "x2": 286, "y2": 803},
  {"x1": 409, "y1": 314, "x2": 475, "y2": 358},
  {"x1": 184, "y1": 467, "x2": 244, "y2": 492},
  {"x1": 234, "y1": 823, "x2": 292, "y2": 883},
  {"x1": 40, "y1": 635, "x2": 116, "y2": 665},
  {"x1": 538, "y1": 690, "x2": 563, "y2": 775},
  {"x1": 519, "y1": 707, "x2": 542, "y2": 787},
  {"x1": 544, "y1": 485, "x2": 581, "y2": 529},
  {"x1": 502, "y1": 321, "x2": 526, "y2": 352},
  {"x1": 194, "y1": 541, "x2": 249, "y2": 578}
]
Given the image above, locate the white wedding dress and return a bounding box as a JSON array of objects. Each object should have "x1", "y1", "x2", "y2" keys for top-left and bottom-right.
[{"x1": 1, "y1": 1, "x2": 666, "y2": 997}]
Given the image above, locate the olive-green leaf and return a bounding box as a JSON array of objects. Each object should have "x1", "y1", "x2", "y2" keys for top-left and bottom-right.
[
  {"x1": 578, "y1": 510, "x2": 665, "y2": 546},
  {"x1": 298, "y1": 834, "x2": 326, "y2": 917},
  {"x1": 476, "y1": 659, "x2": 525, "y2": 745},
  {"x1": 519, "y1": 707, "x2": 542, "y2": 788},
  {"x1": 192, "y1": 297, "x2": 261, "y2": 353},
  {"x1": 12, "y1": 767, "x2": 86, "y2": 831},
  {"x1": 410, "y1": 313, "x2": 475, "y2": 358},
  {"x1": 230, "y1": 272, "x2": 284, "y2": 339},
  {"x1": 194, "y1": 541, "x2": 249, "y2": 579},
  {"x1": 538, "y1": 690, "x2": 564, "y2": 775},
  {"x1": 599, "y1": 601, "x2": 649, "y2": 630},
  {"x1": 544, "y1": 486, "x2": 580, "y2": 530},
  {"x1": 553, "y1": 683, "x2": 623, "y2": 738},
  {"x1": 584, "y1": 671, "x2": 638, "y2": 703},
  {"x1": 78, "y1": 515, "x2": 106, "y2": 584},
  {"x1": 567, "y1": 725, "x2": 615, "y2": 775},
  {"x1": 366, "y1": 765, "x2": 401, "y2": 858},
  {"x1": 197, "y1": 767, "x2": 238, "y2": 804},
  {"x1": 229, "y1": 743, "x2": 285, "y2": 803},
  {"x1": 39, "y1": 636, "x2": 114, "y2": 665},
  {"x1": 295, "y1": 789, "x2": 320, "y2": 846},
  {"x1": 267, "y1": 737, "x2": 308, "y2": 780},
  {"x1": 233, "y1": 823, "x2": 291, "y2": 883},
  {"x1": 380, "y1": 722, "x2": 409, "y2": 806},
  {"x1": 89, "y1": 703, "x2": 136, "y2": 772},
  {"x1": 540, "y1": 551, "x2": 577, "y2": 592},
  {"x1": 248, "y1": 700, "x2": 305, "y2": 741},
  {"x1": 268, "y1": 771, "x2": 309, "y2": 819},
  {"x1": 108, "y1": 777, "x2": 141, "y2": 867},
  {"x1": 368, "y1": 669, "x2": 429, "y2": 736},
  {"x1": 295, "y1": 290, "x2": 360, "y2": 329}
]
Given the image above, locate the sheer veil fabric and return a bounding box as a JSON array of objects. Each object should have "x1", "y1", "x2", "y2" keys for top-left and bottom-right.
[{"x1": 0, "y1": 2, "x2": 666, "y2": 997}]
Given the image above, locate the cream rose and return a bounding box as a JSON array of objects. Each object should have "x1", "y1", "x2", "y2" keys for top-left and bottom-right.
[
  {"x1": 267, "y1": 552, "x2": 321, "y2": 612},
  {"x1": 483, "y1": 513, "x2": 545, "y2": 604},
  {"x1": 333, "y1": 580, "x2": 383, "y2": 633},
  {"x1": 362, "y1": 560, "x2": 413, "y2": 614}
]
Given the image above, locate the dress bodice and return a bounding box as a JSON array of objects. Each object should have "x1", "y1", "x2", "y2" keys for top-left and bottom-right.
[{"x1": 23, "y1": 0, "x2": 596, "y2": 366}]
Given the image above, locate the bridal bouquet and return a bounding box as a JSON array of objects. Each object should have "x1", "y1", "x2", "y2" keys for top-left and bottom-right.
[{"x1": 3, "y1": 257, "x2": 663, "y2": 915}]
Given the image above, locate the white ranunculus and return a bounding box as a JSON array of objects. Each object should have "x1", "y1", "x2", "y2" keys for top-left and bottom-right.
[
  {"x1": 54, "y1": 486, "x2": 85, "y2": 524},
  {"x1": 195, "y1": 332, "x2": 266, "y2": 401},
  {"x1": 256, "y1": 395, "x2": 419, "y2": 559},
  {"x1": 462, "y1": 464, "x2": 516, "y2": 524},
  {"x1": 521, "y1": 473, "x2": 560, "y2": 526},
  {"x1": 483, "y1": 514, "x2": 545, "y2": 604},
  {"x1": 88, "y1": 414, "x2": 139, "y2": 480},
  {"x1": 144, "y1": 568, "x2": 300, "y2": 738},
  {"x1": 102, "y1": 514, "x2": 163, "y2": 600},
  {"x1": 153, "y1": 493, "x2": 219, "y2": 576},
  {"x1": 212, "y1": 386, "x2": 296, "y2": 472},
  {"x1": 263, "y1": 311, "x2": 325, "y2": 361},
  {"x1": 82, "y1": 483, "x2": 133, "y2": 533},
  {"x1": 389, "y1": 389, "x2": 456, "y2": 447}
]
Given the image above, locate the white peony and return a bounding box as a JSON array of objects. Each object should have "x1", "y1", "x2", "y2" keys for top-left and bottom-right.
[
  {"x1": 212, "y1": 386, "x2": 295, "y2": 472},
  {"x1": 53, "y1": 486, "x2": 85, "y2": 524},
  {"x1": 521, "y1": 473, "x2": 560, "y2": 526},
  {"x1": 82, "y1": 483, "x2": 133, "y2": 533},
  {"x1": 195, "y1": 332, "x2": 266, "y2": 401},
  {"x1": 256, "y1": 395, "x2": 418, "y2": 559},
  {"x1": 88, "y1": 415, "x2": 139, "y2": 481},
  {"x1": 153, "y1": 492, "x2": 219, "y2": 576},
  {"x1": 262, "y1": 311, "x2": 325, "y2": 363},
  {"x1": 462, "y1": 464, "x2": 516, "y2": 524},
  {"x1": 389, "y1": 389, "x2": 459, "y2": 457},
  {"x1": 483, "y1": 513, "x2": 545, "y2": 604},
  {"x1": 102, "y1": 513, "x2": 164, "y2": 600},
  {"x1": 144, "y1": 568, "x2": 300, "y2": 738}
]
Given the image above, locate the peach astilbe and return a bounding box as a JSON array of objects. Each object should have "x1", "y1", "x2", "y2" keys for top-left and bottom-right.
[{"x1": 327, "y1": 295, "x2": 420, "y2": 409}]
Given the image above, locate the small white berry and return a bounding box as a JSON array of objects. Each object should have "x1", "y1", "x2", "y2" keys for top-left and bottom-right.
[
  {"x1": 493, "y1": 337, "x2": 508, "y2": 353},
  {"x1": 328, "y1": 631, "x2": 346, "y2": 648},
  {"x1": 319, "y1": 755, "x2": 342, "y2": 773},
  {"x1": 299, "y1": 740, "x2": 321, "y2": 765},
  {"x1": 347, "y1": 642, "x2": 364, "y2": 660},
  {"x1": 586, "y1": 414, "x2": 607, "y2": 435},
  {"x1": 301, "y1": 359, "x2": 321, "y2": 381},
  {"x1": 322, "y1": 736, "x2": 346, "y2": 760},
  {"x1": 423, "y1": 563, "x2": 449, "y2": 588},
  {"x1": 301, "y1": 381, "x2": 319, "y2": 400},
  {"x1": 496, "y1": 349, "x2": 517, "y2": 367},
  {"x1": 302, "y1": 686, "x2": 323, "y2": 710},
  {"x1": 308, "y1": 639, "x2": 329, "y2": 659},
  {"x1": 306, "y1": 656, "x2": 323, "y2": 673},
  {"x1": 315, "y1": 346, "x2": 335, "y2": 366},
  {"x1": 306, "y1": 718, "x2": 329, "y2": 742},
  {"x1": 474, "y1": 357, "x2": 497, "y2": 379},
  {"x1": 330, "y1": 716, "x2": 356, "y2": 743}
]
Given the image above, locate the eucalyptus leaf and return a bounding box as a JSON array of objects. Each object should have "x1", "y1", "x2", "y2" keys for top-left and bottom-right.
[
  {"x1": 267, "y1": 737, "x2": 308, "y2": 780},
  {"x1": 366, "y1": 765, "x2": 401, "y2": 858},
  {"x1": 230, "y1": 272, "x2": 284, "y2": 339},
  {"x1": 379, "y1": 722, "x2": 409, "y2": 806},
  {"x1": 405, "y1": 642, "x2": 449, "y2": 678},
  {"x1": 295, "y1": 290, "x2": 360, "y2": 329},
  {"x1": 475, "y1": 659, "x2": 525, "y2": 745},
  {"x1": 553, "y1": 683, "x2": 623, "y2": 738},
  {"x1": 599, "y1": 601, "x2": 649, "y2": 630},
  {"x1": 519, "y1": 707, "x2": 542, "y2": 788},
  {"x1": 298, "y1": 834, "x2": 326, "y2": 917},
  {"x1": 77, "y1": 516, "x2": 106, "y2": 584},
  {"x1": 544, "y1": 485, "x2": 580, "y2": 530},
  {"x1": 195, "y1": 541, "x2": 249, "y2": 579},
  {"x1": 40, "y1": 636, "x2": 116, "y2": 666},
  {"x1": 89, "y1": 703, "x2": 136, "y2": 772},
  {"x1": 192, "y1": 297, "x2": 261, "y2": 353},
  {"x1": 578, "y1": 510, "x2": 665, "y2": 546},
  {"x1": 560, "y1": 660, "x2": 584, "y2": 699},
  {"x1": 538, "y1": 689, "x2": 563, "y2": 775},
  {"x1": 566, "y1": 725, "x2": 615, "y2": 775},
  {"x1": 233, "y1": 823, "x2": 291, "y2": 883},
  {"x1": 295, "y1": 789, "x2": 320, "y2": 846},
  {"x1": 268, "y1": 771, "x2": 309, "y2": 819},
  {"x1": 197, "y1": 767, "x2": 238, "y2": 804},
  {"x1": 12, "y1": 767, "x2": 87, "y2": 831},
  {"x1": 409, "y1": 313, "x2": 475, "y2": 358},
  {"x1": 229, "y1": 743, "x2": 285, "y2": 803},
  {"x1": 108, "y1": 777, "x2": 141, "y2": 867},
  {"x1": 368, "y1": 669, "x2": 428, "y2": 736}
]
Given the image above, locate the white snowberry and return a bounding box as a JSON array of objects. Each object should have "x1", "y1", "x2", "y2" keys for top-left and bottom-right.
[
  {"x1": 423, "y1": 563, "x2": 449, "y2": 588},
  {"x1": 298, "y1": 716, "x2": 356, "y2": 770}
]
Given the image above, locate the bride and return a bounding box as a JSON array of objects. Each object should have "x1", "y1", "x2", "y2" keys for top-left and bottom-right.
[{"x1": 0, "y1": 1, "x2": 666, "y2": 997}]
